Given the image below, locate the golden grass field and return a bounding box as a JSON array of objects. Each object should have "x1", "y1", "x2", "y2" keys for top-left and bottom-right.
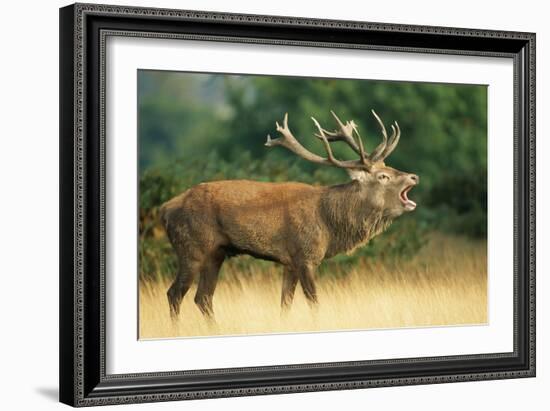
[{"x1": 139, "y1": 234, "x2": 487, "y2": 339}]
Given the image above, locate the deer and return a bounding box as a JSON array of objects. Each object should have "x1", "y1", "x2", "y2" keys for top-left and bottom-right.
[{"x1": 160, "y1": 110, "x2": 418, "y2": 320}]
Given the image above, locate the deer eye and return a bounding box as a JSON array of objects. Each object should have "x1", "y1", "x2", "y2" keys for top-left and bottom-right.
[{"x1": 377, "y1": 173, "x2": 390, "y2": 182}]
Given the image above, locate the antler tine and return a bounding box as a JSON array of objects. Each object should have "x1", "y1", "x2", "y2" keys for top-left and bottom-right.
[
  {"x1": 350, "y1": 122, "x2": 369, "y2": 166},
  {"x1": 330, "y1": 110, "x2": 348, "y2": 133},
  {"x1": 380, "y1": 121, "x2": 401, "y2": 159},
  {"x1": 369, "y1": 109, "x2": 393, "y2": 162}
]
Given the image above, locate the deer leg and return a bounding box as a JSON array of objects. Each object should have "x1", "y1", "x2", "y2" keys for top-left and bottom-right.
[
  {"x1": 297, "y1": 264, "x2": 318, "y2": 306},
  {"x1": 167, "y1": 256, "x2": 202, "y2": 320},
  {"x1": 194, "y1": 251, "x2": 224, "y2": 320},
  {"x1": 281, "y1": 268, "x2": 299, "y2": 310}
]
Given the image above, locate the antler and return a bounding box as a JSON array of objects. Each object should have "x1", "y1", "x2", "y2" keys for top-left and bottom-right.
[
  {"x1": 265, "y1": 113, "x2": 369, "y2": 170},
  {"x1": 313, "y1": 111, "x2": 362, "y2": 155},
  {"x1": 370, "y1": 110, "x2": 401, "y2": 162},
  {"x1": 265, "y1": 110, "x2": 401, "y2": 170}
]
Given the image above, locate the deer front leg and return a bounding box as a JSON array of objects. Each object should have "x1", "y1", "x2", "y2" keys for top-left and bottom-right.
[{"x1": 281, "y1": 267, "x2": 299, "y2": 310}]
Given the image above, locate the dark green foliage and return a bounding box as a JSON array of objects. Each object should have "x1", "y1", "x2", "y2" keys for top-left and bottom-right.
[
  {"x1": 137, "y1": 70, "x2": 487, "y2": 281},
  {"x1": 424, "y1": 169, "x2": 487, "y2": 238}
]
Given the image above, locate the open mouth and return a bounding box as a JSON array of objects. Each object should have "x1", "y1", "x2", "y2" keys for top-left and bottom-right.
[{"x1": 399, "y1": 185, "x2": 417, "y2": 210}]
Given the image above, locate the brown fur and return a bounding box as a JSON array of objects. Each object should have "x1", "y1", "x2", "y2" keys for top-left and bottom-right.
[{"x1": 161, "y1": 163, "x2": 418, "y2": 319}]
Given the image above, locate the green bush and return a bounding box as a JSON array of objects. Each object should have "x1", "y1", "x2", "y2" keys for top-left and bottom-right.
[{"x1": 424, "y1": 168, "x2": 487, "y2": 238}]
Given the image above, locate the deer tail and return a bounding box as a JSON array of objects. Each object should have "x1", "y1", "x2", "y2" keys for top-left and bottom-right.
[{"x1": 158, "y1": 202, "x2": 170, "y2": 230}]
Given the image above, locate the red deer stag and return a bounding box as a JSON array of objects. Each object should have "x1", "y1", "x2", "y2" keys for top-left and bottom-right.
[{"x1": 160, "y1": 110, "x2": 418, "y2": 319}]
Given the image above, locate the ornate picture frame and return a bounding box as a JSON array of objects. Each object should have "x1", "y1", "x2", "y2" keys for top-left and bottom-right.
[{"x1": 59, "y1": 3, "x2": 535, "y2": 407}]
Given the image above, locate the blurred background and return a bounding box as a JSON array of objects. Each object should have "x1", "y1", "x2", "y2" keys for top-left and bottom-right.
[{"x1": 138, "y1": 70, "x2": 487, "y2": 283}]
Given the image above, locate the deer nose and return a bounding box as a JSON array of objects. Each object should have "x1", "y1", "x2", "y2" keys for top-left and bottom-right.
[{"x1": 409, "y1": 174, "x2": 419, "y2": 184}]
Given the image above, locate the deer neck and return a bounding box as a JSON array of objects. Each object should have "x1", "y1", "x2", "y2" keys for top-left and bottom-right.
[{"x1": 321, "y1": 181, "x2": 393, "y2": 257}]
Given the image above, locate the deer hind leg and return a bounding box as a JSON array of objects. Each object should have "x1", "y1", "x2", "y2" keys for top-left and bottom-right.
[
  {"x1": 167, "y1": 255, "x2": 203, "y2": 320},
  {"x1": 194, "y1": 250, "x2": 225, "y2": 320},
  {"x1": 297, "y1": 264, "x2": 319, "y2": 306},
  {"x1": 281, "y1": 268, "x2": 299, "y2": 310}
]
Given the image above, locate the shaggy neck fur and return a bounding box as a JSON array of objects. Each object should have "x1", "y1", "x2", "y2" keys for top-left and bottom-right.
[{"x1": 320, "y1": 181, "x2": 394, "y2": 257}]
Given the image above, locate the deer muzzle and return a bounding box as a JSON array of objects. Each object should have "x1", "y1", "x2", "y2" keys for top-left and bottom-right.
[{"x1": 399, "y1": 174, "x2": 419, "y2": 211}]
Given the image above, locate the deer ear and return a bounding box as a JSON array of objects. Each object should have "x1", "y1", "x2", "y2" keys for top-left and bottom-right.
[{"x1": 346, "y1": 169, "x2": 369, "y2": 183}]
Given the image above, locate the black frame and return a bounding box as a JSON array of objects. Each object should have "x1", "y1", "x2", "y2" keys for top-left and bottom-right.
[{"x1": 60, "y1": 3, "x2": 536, "y2": 407}]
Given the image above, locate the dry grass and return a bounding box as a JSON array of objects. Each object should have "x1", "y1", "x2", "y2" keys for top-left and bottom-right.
[{"x1": 139, "y1": 234, "x2": 487, "y2": 339}]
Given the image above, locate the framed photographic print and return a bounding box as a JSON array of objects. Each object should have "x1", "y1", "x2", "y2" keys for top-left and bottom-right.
[{"x1": 59, "y1": 2, "x2": 536, "y2": 407}]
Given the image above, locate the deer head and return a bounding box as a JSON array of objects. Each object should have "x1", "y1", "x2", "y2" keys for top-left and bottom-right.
[{"x1": 266, "y1": 110, "x2": 419, "y2": 217}]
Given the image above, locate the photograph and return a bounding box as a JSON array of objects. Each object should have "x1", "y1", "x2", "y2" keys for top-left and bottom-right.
[{"x1": 137, "y1": 70, "x2": 488, "y2": 339}]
